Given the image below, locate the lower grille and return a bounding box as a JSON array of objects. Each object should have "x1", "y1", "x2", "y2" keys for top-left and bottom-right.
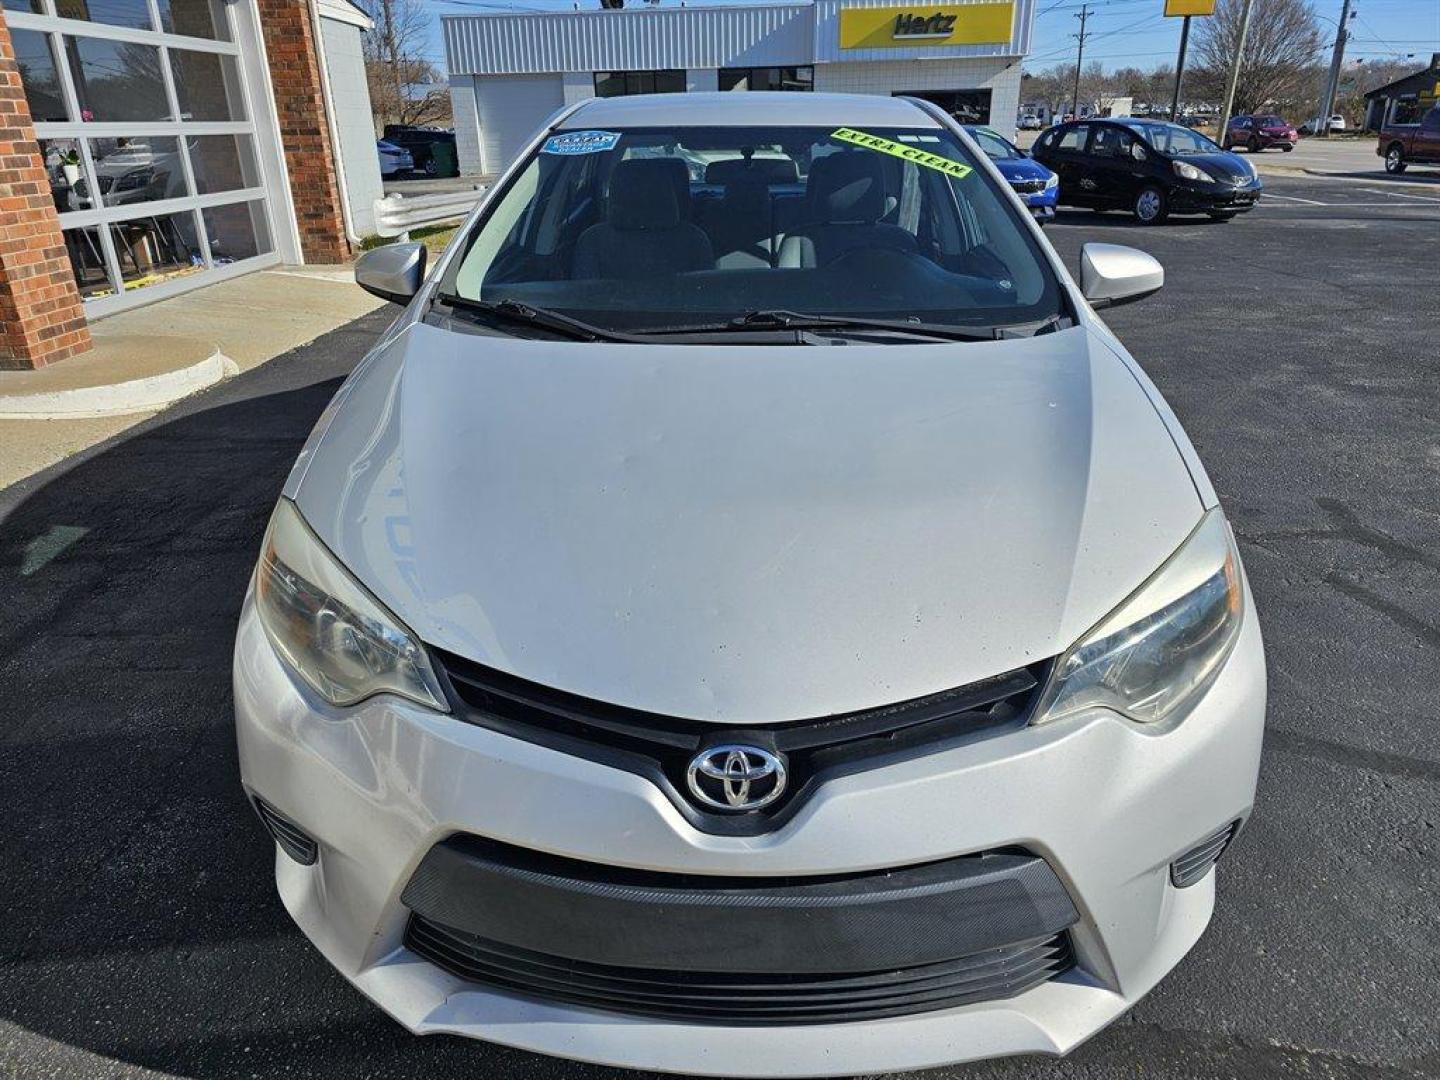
[
  {"x1": 406, "y1": 915, "x2": 1074, "y2": 1025},
  {"x1": 1170, "y1": 821, "x2": 1239, "y2": 888}
]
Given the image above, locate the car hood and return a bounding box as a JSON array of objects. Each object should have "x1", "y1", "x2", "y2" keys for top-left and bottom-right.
[
  {"x1": 1176, "y1": 152, "x2": 1255, "y2": 183},
  {"x1": 994, "y1": 158, "x2": 1054, "y2": 182},
  {"x1": 292, "y1": 322, "x2": 1202, "y2": 723}
]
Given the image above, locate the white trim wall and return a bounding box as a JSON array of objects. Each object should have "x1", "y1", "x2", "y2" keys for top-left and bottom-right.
[{"x1": 319, "y1": 16, "x2": 384, "y2": 237}]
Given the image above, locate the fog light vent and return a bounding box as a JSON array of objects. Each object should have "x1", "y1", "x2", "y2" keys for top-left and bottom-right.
[
  {"x1": 1170, "y1": 820, "x2": 1239, "y2": 888},
  {"x1": 253, "y1": 798, "x2": 318, "y2": 866}
]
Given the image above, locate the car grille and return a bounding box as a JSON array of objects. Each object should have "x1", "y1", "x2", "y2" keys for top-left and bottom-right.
[
  {"x1": 406, "y1": 915, "x2": 1074, "y2": 1025},
  {"x1": 430, "y1": 649, "x2": 1051, "y2": 833},
  {"x1": 1011, "y1": 178, "x2": 1048, "y2": 193}
]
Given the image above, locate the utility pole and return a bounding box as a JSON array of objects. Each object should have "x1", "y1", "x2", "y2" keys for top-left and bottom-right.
[
  {"x1": 1316, "y1": 0, "x2": 1354, "y2": 138},
  {"x1": 381, "y1": 0, "x2": 403, "y2": 126},
  {"x1": 1215, "y1": 0, "x2": 1255, "y2": 141},
  {"x1": 1072, "y1": 4, "x2": 1091, "y2": 120},
  {"x1": 1169, "y1": 16, "x2": 1193, "y2": 120}
]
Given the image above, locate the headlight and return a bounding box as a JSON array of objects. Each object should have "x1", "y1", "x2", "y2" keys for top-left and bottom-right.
[
  {"x1": 1044, "y1": 172, "x2": 1059, "y2": 189},
  {"x1": 1032, "y1": 509, "x2": 1243, "y2": 727},
  {"x1": 254, "y1": 499, "x2": 447, "y2": 712},
  {"x1": 1173, "y1": 160, "x2": 1214, "y2": 183}
]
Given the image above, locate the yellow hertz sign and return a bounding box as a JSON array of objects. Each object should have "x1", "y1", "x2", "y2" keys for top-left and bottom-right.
[
  {"x1": 838, "y1": 4, "x2": 1014, "y2": 49},
  {"x1": 831, "y1": 128, "x2": 974, "y2": 179},
  {"x1": 1163, "y1": 0, "x2": 1216, "y2": 15}
]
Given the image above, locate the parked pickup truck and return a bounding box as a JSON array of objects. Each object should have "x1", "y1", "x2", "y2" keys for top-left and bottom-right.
[{"x1": 1378, "y1": 104, "x2": 1440, "y2": 173}]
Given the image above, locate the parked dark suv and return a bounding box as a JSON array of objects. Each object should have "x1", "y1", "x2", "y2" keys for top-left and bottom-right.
[
  {"x1": 1032, "y1": 118, "x2": 1262, "y2": 224},
  {"x1": 381, "y1": 125, "x2": 458, "y2": 177},
  {"x1": 1223, "y1": 114, "x2": 1298, "y2": 153}
]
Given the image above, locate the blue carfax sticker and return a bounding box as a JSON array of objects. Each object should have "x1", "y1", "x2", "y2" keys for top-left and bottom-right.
[{"x1": 542, "y1": 130, "x2": 621, "y2": 155}]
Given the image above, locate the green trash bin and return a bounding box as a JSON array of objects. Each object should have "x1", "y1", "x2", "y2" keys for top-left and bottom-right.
[{"x1": 428, "y1": 141, "x2": 458, "y2": 178}]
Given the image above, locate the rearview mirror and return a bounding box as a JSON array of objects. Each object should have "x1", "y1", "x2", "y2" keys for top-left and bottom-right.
[
  {"x1": 1079, "y1": 243, "x2": 1163, "y2": 308},
  {"x1": 356, "y1": 242, "x2": 426, "y2": 305}
]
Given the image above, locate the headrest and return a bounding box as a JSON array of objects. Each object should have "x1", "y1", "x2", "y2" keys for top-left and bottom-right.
[
  {"x1": 607, "y1": 158, "x2": 690, "y2": 231},
  {"x1": 805, "y1": 152, "x2": 886, "y2": 223},
  {"x1": 705, "y1": 157, "x2": 800, "y2": 185}
]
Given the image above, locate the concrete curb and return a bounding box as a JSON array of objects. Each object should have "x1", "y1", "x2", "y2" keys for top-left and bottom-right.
[
  {"x1": 1254, "y1": 162, "x2": 1440, "y2": 189},
  {"x1": 0, "y1": 347, "x2": 238, "y2": 420}
]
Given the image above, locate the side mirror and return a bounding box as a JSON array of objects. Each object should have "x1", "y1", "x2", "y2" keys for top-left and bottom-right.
[
  {"x1": 355, "y1": 242, "x2": 426, "y2": 305},
  {"x1": 1080, "y1": 243, "x2": 1163, "y2": 307}
]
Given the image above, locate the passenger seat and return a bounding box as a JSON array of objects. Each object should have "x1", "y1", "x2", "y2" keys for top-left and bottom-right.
[{"x1": 572, "y1": 158, "x2": 714, "y2": 279}]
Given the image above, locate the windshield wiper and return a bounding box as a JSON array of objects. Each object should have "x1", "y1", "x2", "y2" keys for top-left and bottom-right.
[
  {"x1": 640, "y1": 309, "x2": 1003, "y2": 342},
  {"x1": 435, "y1": 293, "x2": 635, "y2": 343}
]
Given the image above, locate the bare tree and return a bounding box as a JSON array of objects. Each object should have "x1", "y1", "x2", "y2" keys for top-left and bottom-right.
[
  {"x1": 1193, "y1": 0, "x2": 1324, "y2": 114},
  {"x1": 356, "y1": 0, "x2": 452, "y2": 130},
  {"x1": 1022, "y1": 64, "x2": 1078, "y2": 114}
]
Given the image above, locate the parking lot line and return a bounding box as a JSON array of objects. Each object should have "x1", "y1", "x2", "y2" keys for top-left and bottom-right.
[
  {"x1": 1357, "y1": 187, "x2": 1440, "y2": 203},
  {"x1": 1263, "y1": 193, "x2": 1325, "y2": 204}
]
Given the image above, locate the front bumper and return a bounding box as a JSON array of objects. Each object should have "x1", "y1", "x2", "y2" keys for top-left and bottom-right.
[
  {"x1": 235, "y1": 593, "x2": 1266, "y2": 1076},
  {"x1": 1017, "y1": 186, "x2": 1059, "y2": 211},
  {"x1": 1170, "y1": 180, "x2": 1263, "y2": 213}
]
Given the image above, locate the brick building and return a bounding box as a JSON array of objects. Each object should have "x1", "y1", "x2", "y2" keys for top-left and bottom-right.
[{"x1": 0, "y1": 0, "x2": 381, "y2": 369}]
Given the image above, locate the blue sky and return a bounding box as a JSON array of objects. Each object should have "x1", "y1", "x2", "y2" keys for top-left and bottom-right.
[{"x1": 417, "y1": 0, "x2": 1440, "y2": 74}]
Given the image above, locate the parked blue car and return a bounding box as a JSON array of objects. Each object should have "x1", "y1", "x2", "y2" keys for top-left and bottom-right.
[{"x1": 962, "y1": 125, "x2": 1059, "y2": 224}]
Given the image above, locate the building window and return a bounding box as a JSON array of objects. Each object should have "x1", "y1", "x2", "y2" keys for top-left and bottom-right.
[
  {"x1": 11, "y1": 29, "x2": 68, "y2": 122},
  {"x1": 1390, "y1": 98, "x2": 1423, "y2": 125},
  {"x1": 55, "y1": 0, "x2": 155, "y2": 31},
  {"x1": 157, "y1": 0, "x2": 232, "y2": 41},
  {"x1": 65, "y1": 37, "x2": 172, "y2": 121},
  {"x1": 593, "y1": 70, "x2": 685, "y2": 97},
  {"x1": 108, "y1": 210, "x2": 205, "y2": 292},
  {"x1": 84, "y1": 137, "x2": 187, "y2": 208},
  {"x1": 62, "y1": 224, "x2": 115, "y2": 298},
  {"x1": 9, "y1": 8, "x2": 280, "y2": 312},
  {"x1": 718, "y1": 67, "x2": 813, "y2": 93}
]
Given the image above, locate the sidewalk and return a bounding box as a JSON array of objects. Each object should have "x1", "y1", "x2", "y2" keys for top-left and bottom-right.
[
  {"x1": 0, "y1": 266, "x2": 382, "y2": 490},
  {"x1": 1244, "y1": 137, "x2": 1440, "y2": 187}
]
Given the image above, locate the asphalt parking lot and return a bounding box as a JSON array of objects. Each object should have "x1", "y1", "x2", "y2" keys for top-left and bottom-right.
[{"x1": 1, "y1": 173, "x2": 1436, "y2": 1079}]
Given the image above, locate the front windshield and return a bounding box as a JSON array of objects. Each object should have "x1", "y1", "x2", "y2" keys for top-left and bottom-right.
[
  {"x1": 441, "y1": 123, "x2": 1063, "y2": 334},
  {"x1": 967, "y1": 128, "x2": 1022, "y2": 161},
  {"x1": 1126, "y1": 122, "x2": 1223, "y2": 155}
]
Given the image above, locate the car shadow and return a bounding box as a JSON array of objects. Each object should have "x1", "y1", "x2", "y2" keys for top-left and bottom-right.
[
  {"x1": 0, "y1": 311, "x2": 658, "y2": 1079},
  {"x1": 1047, "y1": 208, "x2": 1226, "y2": 228}
]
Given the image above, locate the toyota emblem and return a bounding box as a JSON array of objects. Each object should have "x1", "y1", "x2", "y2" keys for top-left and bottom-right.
[{"x1": 685, "y1": 745, "x2": 787, "y2": 812}]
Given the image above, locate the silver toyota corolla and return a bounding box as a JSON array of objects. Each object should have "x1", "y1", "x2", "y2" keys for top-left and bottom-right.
[{"x1": 235, "y1": 92, "x2": 1265, "y2": 1076}]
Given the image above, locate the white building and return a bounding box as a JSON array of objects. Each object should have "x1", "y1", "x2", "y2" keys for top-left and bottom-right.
[{"x1": 443, "y1": 0, "x2": 1036, "y2": 176}]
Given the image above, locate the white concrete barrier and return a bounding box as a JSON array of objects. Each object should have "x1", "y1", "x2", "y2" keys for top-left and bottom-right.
[{"x1": 374, "y1": 189, "x2": 487, "y2": 240}]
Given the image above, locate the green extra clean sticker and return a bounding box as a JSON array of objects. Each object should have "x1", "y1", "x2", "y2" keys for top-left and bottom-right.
[{"x1": 831, "y1": 127, "x2": 974, "y2": 180}]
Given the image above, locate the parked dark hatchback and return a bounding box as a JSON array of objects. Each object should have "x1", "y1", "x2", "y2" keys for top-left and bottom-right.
[
  {"x1": 1032, "y1": 119, "x2": 1262, "y2": 224},
  {"x1": 1223, "y1": 114, "x2": 1298, "y2": 153}
]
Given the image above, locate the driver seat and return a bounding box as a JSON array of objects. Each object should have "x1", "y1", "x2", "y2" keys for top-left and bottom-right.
[
  {"x1": 572, "y1": 158, "x2": 714, "y2": 280},
  {"x1": 777, "y1": 153, "x2": 917, "y2": 268}
]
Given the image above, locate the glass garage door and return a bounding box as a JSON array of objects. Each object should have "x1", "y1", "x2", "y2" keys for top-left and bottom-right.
[{"x1": 8, "y1": 1, "x2": 281, "y2": 314}]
